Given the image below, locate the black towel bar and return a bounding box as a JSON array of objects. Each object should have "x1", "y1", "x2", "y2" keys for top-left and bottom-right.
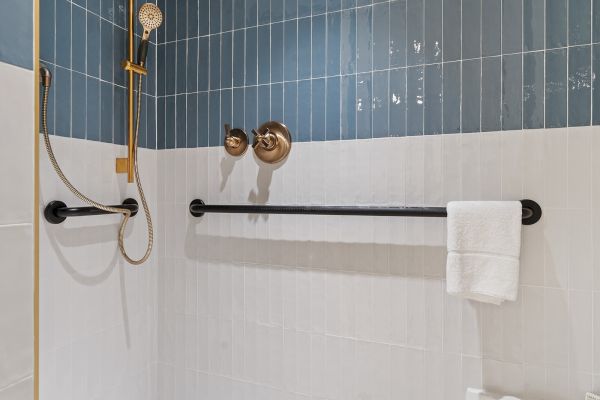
[
  {"x1": 189, "y1": 199, "x2": 542, "y2": 225},
  {"x1": 44, "y1": 198, "x2": 139, "y2": 224}
]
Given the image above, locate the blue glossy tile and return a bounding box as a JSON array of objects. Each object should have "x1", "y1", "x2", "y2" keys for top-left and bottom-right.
[
  {"x1": 113, "y1": 27, "x2": 126, "y2": 86},
  {"x1": 198, "y1": 92, "x2": 209, "y2": 147},
  {"x1": 71, "y1": 6, "x2": 86, "y2": 73},
  {"x1": 222, "y1": 0, "x2": 234, "y2": 32},
  {"x1": 462, "y1": 59, "x2": 481, "y2": 133},
  {"x1": 443, "y1": 0, "x2": 461, "y2": 61},
  {"x1": 373, "y1": 71, "x2": 389, "y2": 137},
  {"x1": 502, "y1": 54, "x2": 522, "y2": 130},
  {"x1": 390, "y1": 68, "x2": 406, "y2": 136},
  {"x1": 326, "y1": 77, "x2": 341, "y2": 140},
  {"x1": 257, "y1": 85, "x2": 270, "y2": 127},
  {"x1": 356, "y1": 7, "x2": 372, "y2": 72},
  {"x1": 245, "y1": 86, "x2": 258, "y2": 131},
  {"x1": 187, "y1": 38, "x2": 199, "y2": 92},
  {"x1": 246, "y1": 0, "x2": 258, "y2": 27},
  {"x1": 258, "y1": 0, "x2": 270, "y2": 24},
  {"x1": 100, "y1": 20, "x2": 113, "y2": 81},
  {"x1": 286, "y1": 0, "x2": 298, "y2": 19},
  {"x1": 56, "y1": 0, "x2": 72, "y2": 68},
  {"x1": 177, "y1": 40, "x2": 188, "y2": 93},
  {"x1": 258, "y1": 26, "x2": 271, "y2": 84},
  {"x1": 390, "y1": 0, "x2": 407, "y2": 67},
  {"x1": 209, "y1": 35, "x2": 221, "y2": 89},
  {"x1": 208, "y1": 91, "x2": 221, "y2": 146},
  {"x1": 166, "y1": 43, "x2": 176, "y2": 94},
  {"x1": 425, "y1": 0, "x2": 443, "y2": 63},
  {"x1": 114, "y1": 0, "x2": 126, "y2": 27},
  {"x1": 87, "y1": 13, "x2": 101, "y2": 78},
  {"x1": 285, "y1": 20, "x2": 298, "y2": 80},
  {"x1": 221, "y1": 32, "x2": 233, "y2": 89},
  {"x1": 313, "y1": 0, "x2": 327, "y2": 14},
  {"x1": 157, "y1": 44, "x2": 166, "y2": 95},
  {"x1": 177, "y1": 0, "x2": 188, "y2": 39},
  {"x1": 271, "y1": 83, "x2": 284, "y2": 121},
  {"x1": 595, "y1": 0, "x2": 600, "y2": 43},
  {"x1": 157, "y1": 97, "x2": 166, "y2": 149},
  {"x1": 524, "y1": 0, "x2": 544, "y2": 51},
  {"x1": 342, "y1": 0, "x2": 357, "y2": 8},
  {"x1": 138, "y1": 95, "x2": 147, "y2": 148},
  {"x1": 595, "y1": 45, "x2": 600, "y2": 125},
  {"x1": 407, "y1": 67, "x2": 424, "y2": 135},
  {"x1": 188, "y1": 0, "x2": 199, "y2": 37},
  {"x1": 88, "y1": 0, "x2": 100, "y2": 14},
  {"x1": 198, "y1": 37, "x2": 209, "y2": 91},
  {"x1": 329, "y1": 0, "x2": 342, "y2": 12},
  {"x1": 157, "y1": 0, "x2": 166, "y2": 42},
  {"x1": 424, "y1": 64, "x2": 442, "y2": 134},
  {"x1": 547, "y1": 0, "x2": 567, "y2": 48},
  {"x1": 357, "y1": 0, "x2": 371, "y2": 6},
  {"x1": 482, "y1": 0, "x2": 501, "y2": 56},
  {"x1": 55, "y1": 67, "x2": 71, "y2": 138},
  {"x1": 147, "y1": 97, "x2": 157, "y2": 149},
  {"x1": 569, "y1": 0, "x2": 591, "y2": 45},
  {"x1": 272, "y1": 22, "x2": 284, "y2": 81},
  {"x1": 199, "y1": 0, "x2": 210, "y2": 36},
  {"x1": 327, "y1": 12, "x2": 342, "y2": 74},
  {"x1": 356, "y1": 73, "x2": 373, "y2": 138},
  {"x1": 40, "y1": 0, "x2": 55, "y2": 63},
  {"x1": 220, "y1": 89, "x2": 233, "y2": 145},
  {"x1": 246, "y1": 27, "x2": 258, "y2": 85},
  {"x1": 297, "y1": 80, "x2": 312, "y2": 141},
  {"x1": 462, "y1": 0, "x2": 481, "y2": 59},
  {"x1": 312, "y1": 78, "x2": 327, "y2": 140},
  {"x1": 100, "y1": 81, "x2": 113, "y2": 142},
  {"x1": 523, "y1": 51, "x2": 545, "y2": 129},
  {"x1": 481, "y1": 56, "x2": 502, "y2": 131},
  {"x1": 298, "y1": 18, "x2": 312, "y2": 79},
  {"x1": 372, "y1": 4, "x2": 389, "y2": 70},
  {"x1": 187, "y1": 94, "x2": 198, "y2": 148},
  {"x1": 113, "y1": 87, "x2": 126, "y2": 145},
  {"x1": 166, "y1": 0, "x2": 177, "y2": 40},
  {"x1": 341, "y1": 75, "x2": 357, "y2": 140},
  {"x1": 407, "y1": 0, "x2": 424, "y2": 66},
  {"x1": 233, "y1": 31, "x2": 246, "y2": 87},
  {"x1": 568, "y1": 45, "x2": 592, "y2": 126},
  {"x1": 165, "y1": 96, "x2": 176, "y2": 149},
  {"x1": 86, "y1": 77, "x2": 100, "y2": 142},
  {"x1": 299, "y1": 1, "x2": 312, "y2": 18},
  {"x1": 210, "y1": 0, "x2": 221, "y2": 33},
  {"x1": 72, "y1": 72, "x2": 86, "y2": 140},
  {"x1": 101, "y1": 0, "x2": 114, "y2": 21},
  {"x1": 545, "y1": 48, "x2": 568, "y2": 128},
  {"x1": 341, "y1": 9, "x2": 356, "y2": 74},
  {"x1": 272, "y1": 0, "x2": 285, "y2": 22},
  {"x1": 176, "y1": 94, "x2": 187, "y2": 147},
  {"x1": 502, "y1": 0, "x2": 522, "y2": 54},
  {"x1": 312, "y1": 15, "x2": 327, "y2": 77},
  {"x1": 233, "y1": 88, "x2": 245, "y2": 129},
  {"x1": 236, "y1": 0, "x2": 248, "y2": 27},
  {"x1": 284, "y1": 82, "x2": 299, "y2": 137}
]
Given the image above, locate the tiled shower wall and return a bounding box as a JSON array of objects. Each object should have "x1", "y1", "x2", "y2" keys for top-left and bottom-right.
[
  {"x1": 40, "y1": 0, "x2": 158, "y2": 148},
  {"x1": 156, "y1": 0, "x2": 600, "y2": 148}
]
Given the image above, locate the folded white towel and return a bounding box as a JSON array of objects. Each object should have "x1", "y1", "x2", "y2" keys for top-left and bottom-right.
[{"x1": 446, "y1": 201, "x2": 522, "y2": 305}]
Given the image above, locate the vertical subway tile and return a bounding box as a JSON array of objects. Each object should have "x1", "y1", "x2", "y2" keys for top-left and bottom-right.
[
  {"x1": 86, "y1": 12, "x2": 100, "y2": 78},
  {"x1": 55, "y1": 0, "x2": 71, "y2": 67},
  {"x1": 187, "y1": 94, "x2": 198, "y2": 148},
  {"x1": 595, "y1": 0, "x2": 600, "y2": 43},
  {"x1": 113, "y1": 27, "x2": 126, "y2": 87},
  {"x1": 166, "y1": 0, "x2": 177, "y2": 40},
  {"x1": 502, "y1": 0, "x2": 522, "y2": 54},
  {"x1": 220, "y1": 90, "x2": 232, "y2": 146},
  {"x1": 443, "y1": 0, "x2": 461, "y2": 61},
  {"x1": 176, "y1": 94, "x2": 187, "y2": 148},
  {"x1": 312, "y1": 14, "x2": 327, "y2": 77},
  {"x1": 424, "y1": 64, "x2": 443, "y2": 134},
  {"x1": 246, "y1": 27, "x2": 258, "y2": 85},
  {"x1": 199, "y1": 0, "x2": 210, "y2": 36},
  {"x1": 341, "y1": 9, "x2": 357, "y2": 74},
  {"x1": 71, "y1": 5, "x2": 86, "y2": 74},
  {"x1": 100, "y1": 80, "x2": 112, "y2": 142},
  {"x1": 232, "y1": 88, "x2": 245, "y2": 129},
  {"x1": 326, "y1": 77, "x2": 341, "y2": 140},
  {"x1": 209, "y1": 35, "x2": 221, "y2": 89},
  {"x1": 71, "y1": 72, "x2": 86, "y2": 140},
  {"x1": 147, "y1": 97, "x2": 156, "y2": 149},
  {"x1": 373, "y1": 3, "x2": 390, "y2": 70},
  {"x1": 407, "y1": 0, "x2": 424, "y2": 66},
  {"x1": 237, "y1": 0, "x2": 249, "y2": 27},
  {"x1": 390, "y1": 68, "x2": 407, "y2": 136},
  {"x1": 568, "y1": 45, "x2": 592, "y2": 126},
  {"x1": 257, "y1": 0, "x2": 270, "y2": 24},
  {"x1": 245, "y1": 86, "x2": 258, "y2": 133},
  {"x1": 101, "y1": 0, "x2": 114, "y2": 21},
  {"x1": 545, "y1": 48, "x2": 568, "y2": 128},
  {"x1": 157, "y1": 44, "x2": 166, "y2": 96},
  {"x1": 113, "y1": 87, "x2": 126, "y2": 145},
  {"x1": 208, "y1": 91, "x2": 220, "y2": 146},
  {"x1": 407, "y1": 66, "x2": 424, "y2": 135},
  {"x1": 298, "y1": 1, "x2": 311, "y2": 18},
  {"x1": 569, "y1": 0, "x2": 591, "y2": 45},
  {"x1": 157, "y1": 97, "x2": 165, "y2": 149},
  {"x1": 233, "y1": 31, "x2": 245, "y2": 87},
  {"x1": 40, "y1": 0, "x2": 55, "y2": 63},
  {"x1": 313, "y1": 0, "x2": 328, "y2": 14},
  {"x1": 177, "y1": 0, "x2": 188, "y2": 39},
  {"x1": 177, "y1": 39, "x2": 188, "y2": 93},
  {"x1": 166, "y1": 96, "x2": 176, "y2": 148},
  {"x1": 593, "y1": 45, "x2": 600, "y2": 125},
  {"x1": 425, "y1": 0, "x2": 443, "y2": 63},
  {"x1": 482, "y1": 0, "x2": 501, "y2": 56},
  {"x1": 284, "y1": 82, "x2": 298, "y2": 137},
  {"x1": 272, "y1": 0, "x2": 284, "y2": 22},
  {"x1": 297, "y1": 80, "x2": 312, "y2": 141},
  {"x1": 524, "y1": 0, "x2": 545, "y2": 51},
  {"x1": 86, "y1": 77, "x2": 100, "y2": 142},
  {"x1": 523, "y1": 51, "x2": 545, "y2": 129},
  {"x1": 222, "y1": 0, "x2": 233, "y2": 32},
  {"x1": 356, "y1": 6, "x2": 373, "y2": 72},
  {"x1": 298, "y1": 18, "x2": 312, "y2": 79},
  {"x1": 356, "y1": 73, "x2": 373, "y2": 138},
  {"x1": 156, "y1": 0, "x2": 166, "y2": 42},
  {"x1": 198, "y1": 92, "x2": 209, "y2": 147},
  {"x1": 502, "y1": 54, "x2": 523, "y2": 130},
  {"x1": 547, "y1": 0, "x2": 568, "y2": 48},
  {"x1": 210, "y1": 0, "x2": 221, "y2": 33},
  {"x1": 138, "y1": 95, "x2": 147, "y2": 148},
  {"x1": 198, "y1": 37, "x2": 209, "y2": 91},
  {"x1": 272, "y1": 83, "x2": 284, "y2": 122},
  {"x1": 462, "y1": 0, "x2": 481, "y2": 59},
  {"x1": 221, "y1": 32, "x2": 233, "y2": 89},
  {"x1": 312, "y1": 78, "x2": 326, "y2": 140},
  {"x1": 286, "y1": 0, "x2": 298, "y2": 19},
  {"x1": 327, "y1": 12, "x2": 342, "y2": 75},
  {"x1": 258, "y1": 25, "x2": 271, "y2": 84},
  {"x1": 357, "y1": 0, "x2": 371, "y2": 6},
  {"x1": 390, "y1": 0, "x2": 407, "y2": 67},
  {"x1": 285, "y1": 19, "x2": 298, "y2": 81},
  {"x1": 329, "y1": 0, "x2": 342, "y2": 12},
  {"x1": 342, "y1": 0, "x2": 357, "y2": 8},
  {"x1": 100, "y1": 20, "x2": 113, "y2": 81},
  {"x1": 462, "y1": 59, "x2": 481, "y2": 133},
  {"x1": 188, "y1": 0, "x2": 199, "y2": 37},
  {"x1": 272, "y1": 22, "x2": 285, "y2": 82},
  {"x1": 341, "y1": 75, "x2": 357, "y2": 140},
  {"x1": 246, "y1": 0, "x2": 258, "y2": 27},
  {"x1": 55, "y1": 67, "x2": 71, "y2": 137},
  {"x1": 443, "y1": 61, "x2": 461, "y2": 133},
  {"x1": 372, "y1": 71, "x2": 389, "y2": 138},
  {"x1": 481, "y1": 56, "x2": 502, "y2": 132},
  {"x1": 188, "y1": 38, "x2": 200, "y2": 92}
]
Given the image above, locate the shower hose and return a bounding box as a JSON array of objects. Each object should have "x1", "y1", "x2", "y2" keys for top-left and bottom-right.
[{"x1": 41, "y1": 72, "x2": 153, "y2": 265}]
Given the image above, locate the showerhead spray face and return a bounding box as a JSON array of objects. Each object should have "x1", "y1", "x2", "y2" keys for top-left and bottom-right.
[{"x1": 137, "y1": 3, "x2": 163, "y2": 66}]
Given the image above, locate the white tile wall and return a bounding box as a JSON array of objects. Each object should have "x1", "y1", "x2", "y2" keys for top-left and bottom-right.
[
  {"x1": 0, "y1": 61, "x2": 34, "y2": 400},
  {"x1": 155, "y1": 126, "x2": 600, "y2": 400}
]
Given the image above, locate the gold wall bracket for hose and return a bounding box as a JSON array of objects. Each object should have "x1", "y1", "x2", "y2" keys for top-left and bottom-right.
[{"x1": 121, "y1": 60, "x2": 148, "y2": 76}]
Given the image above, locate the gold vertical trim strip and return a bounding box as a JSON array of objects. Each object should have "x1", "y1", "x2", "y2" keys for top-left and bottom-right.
[{"x1": 33, "y1": 0, "x2": 40, "y2": 398}]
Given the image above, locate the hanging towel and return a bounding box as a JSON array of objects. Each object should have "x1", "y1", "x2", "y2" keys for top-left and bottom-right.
[{"x1": 446, "y1": 201, "x2": 522, "y2": 305}]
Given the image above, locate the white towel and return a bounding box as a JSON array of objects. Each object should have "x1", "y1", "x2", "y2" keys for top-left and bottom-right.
[{"x1": 446, "y1": 201, "x2": 522, "y2": 305}]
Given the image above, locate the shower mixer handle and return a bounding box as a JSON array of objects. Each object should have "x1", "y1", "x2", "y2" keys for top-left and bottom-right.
[
  {"x1": 252, "y1": 128, "x2": 277, "y2": 150},
  {"x1": 251, "y1": 121, "x2": 293, "y2": 164}
]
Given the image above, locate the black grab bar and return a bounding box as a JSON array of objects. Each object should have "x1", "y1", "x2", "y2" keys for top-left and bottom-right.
[
  {"x1": 189, "y1": 199, "x2": 542, "y2": 225},
  {"x1": 44, "y1": 198, "x2": 139, "y2": 224}
]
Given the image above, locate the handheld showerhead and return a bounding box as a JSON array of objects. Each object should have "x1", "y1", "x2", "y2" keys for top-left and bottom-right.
[{"x1": 137, "y1": 3, "x2": 163, "y2": 66}]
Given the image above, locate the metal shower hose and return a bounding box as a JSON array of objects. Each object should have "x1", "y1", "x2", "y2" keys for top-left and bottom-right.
[{"x1": 41, "y1": 76, "x2": 153, "y2": 265}]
